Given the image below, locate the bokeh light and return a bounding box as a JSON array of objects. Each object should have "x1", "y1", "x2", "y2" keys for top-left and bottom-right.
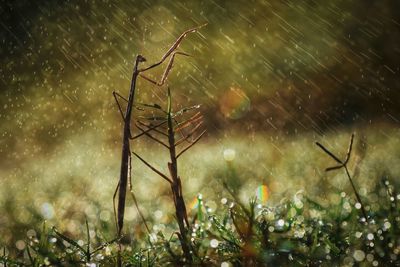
[
  {"x1": 256, "y1": 185, "x2": 269, "y2": 205},
  {"x1": 219, "y1": 87, "x2": 250, "y2": 119},
  {"x1": 0, "y1": 1, "x2": 399, "y2": 262}
]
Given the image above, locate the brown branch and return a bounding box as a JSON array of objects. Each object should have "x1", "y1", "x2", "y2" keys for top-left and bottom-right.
[
  {"x1": 128, "y1": 154, "x2": 150, "y2": 234},
  {"x1": 129, "y1": 190, "x2": 151, "y2": 234},
  {"x1": 132, "y1": 152, "x2": 172, "y2": 184},
  {"x1": 315, "y1": 142, "x2": 343, "y2": 164},
  {"x1": 160, "y1": 51, "x2": 191, "y2": 85},
  {"x1": 344, "y1": 133, "x2": 354, "y2": 165},
  {"x1": 176, "y1": 130, "x2": 206, "y2": 159},
  {"x1": 325, "y1": 165, "x2": 343, "y2": 172},
  {"x1": 135, "y1": 124, "x2": 170, "y2": 149},
  {"x1": 112, "y1": 91, "x2": 126, "y2": 121},
  {"x1": 139, "y1": 24, "x2": 207, "y2": 72},
  {"x1": 137, "y1": 120, "x2": 168, "y2": 137},
  {"x1": 140, "y1": 51, "x2": 191, "y2": 86},
  {"x1": 316, "y1": 134, "x2": 368, "y2": 222},
  {"x1": 175, "y1": 112, "x2": 203, "y2": 132},
  {"x1": 112, "y1": 181, "x2": 120, "y2": 236},
  {"x1": 130, "y1": 120, "x2": 167, "y2": 140},
  {"x1": 175, "y1": 121, "x2": 203, "y2": 146},
  {"x1": 139, "y1": 73, "x2": 158, "y2": 85}
]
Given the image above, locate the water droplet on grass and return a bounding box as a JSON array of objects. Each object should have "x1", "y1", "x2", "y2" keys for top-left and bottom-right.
[
  {"x1": 154, "y1": 210, "x2": 163, "y2": 220},
  {"x1": 223, "y1": 148, "x2": 236, "y2": 161},
  {"x1": 210, "y1": 239, "x2": 219, "y2": 248},
  {"x1": 383, "y1": 221, "x2": 391, "y2": 230},
  {"x1": 15, "y1": 240, "x2": 25, "y2": 250},
  {"x1": 367, "y1": 233, "x2": 374, "y2": 240},
  {"x1": 277, "y1": 219, "x2": 285, "y2": 227},
  {"x1": 343, "y1": 202, "x2": 351, "y2": 211},
  {"x1": 353, "y1": 250, "x2": 365, "y2": 261},
  {"x1": 27, "y1": 229, "x2": 36, "y2": 238},
  {"x1": 41, "y1": 202, "x2": 54, "y2": 219},
  {"x1": 366, "y1": 254, "x2": 374, "y2": 262}
]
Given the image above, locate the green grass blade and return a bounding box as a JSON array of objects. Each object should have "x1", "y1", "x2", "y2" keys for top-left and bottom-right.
[{"x1": 52, "y1": 227, "x2": 88, "y2": 259}]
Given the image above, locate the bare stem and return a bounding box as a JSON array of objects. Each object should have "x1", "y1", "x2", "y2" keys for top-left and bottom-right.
[
  {"x1": 135, "y1": 123, "x2": 170, "y2": 149},
  {"x1": 176, "y1": 130, "x2": 206, "y2": 159},
  {"x1": 132, "y1": 152, "x2": 172, "y2": 184},
  {"x1": 316, "y1": 134, "x2": 368, "y2": 222},
  {"x1": 166, "y1": 95, "x2": 193, "y2": 263},
  {"x1": 344, "y1": 166, "x2": 368, "y2": 221}
]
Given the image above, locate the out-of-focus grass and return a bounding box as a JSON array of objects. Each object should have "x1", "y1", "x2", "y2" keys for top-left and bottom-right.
[
  {"x1": 0, "y1": 125, "x2": 399, "y2": 260},
  {"x1": 1, "y1": 167, "x2": 399, "y2": 266}
]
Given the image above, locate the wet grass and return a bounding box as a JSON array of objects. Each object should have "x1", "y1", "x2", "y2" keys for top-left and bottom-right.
[
  {"x1": 0, "y1": 127, "x2": 399, "y2": 266},
  {"x1": 1, "y1": 175, "x2": 399, "y2": 266}
]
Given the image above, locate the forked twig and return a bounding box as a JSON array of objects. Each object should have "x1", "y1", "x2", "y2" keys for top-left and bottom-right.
[
  {"x1": 130, "y1": 120, "x2": 167, "y2": 140},
  {"x1": 176, "y1": 130, "x2": 206, "y2": 159},
  {"x1": 175, "y1": 112, "x2": 203, "y2": 132},
  {"x1": 135, "y1": 123, "x2": 170, "y2": 149},
  {"x1": 132, "y1": 152, "x2": 172, "y2": 184},
  {"x1": 112, "y1": 24, "x2": 206, "y2": 266},
  {"x1": 139, "y1": 23, "x2": 207, "y2": 72},
  {"x1": 175, "y1": 121, "x2": 203, "y2": 146},
  {"x1": 316, "y1": 134, "x2": 368, "y2": 221},
  {"x1": 113, "y1": 91, "x2": 128, "y2": 121},
  {"x1": 137, "y1": 120, "x2": 169, "y2": 137},
  {"x1": 315, "y1": 142, "x2": 343, "y2": 165},
  {"x1": 139, "y1": 51, "x2": 191, "y2": 86},
  {"x1": 128, "y1": 154, "x2": 151, "y2": 234},
  {"x1": 132, "y1": 88, "x2": 206, "y2": 263}
]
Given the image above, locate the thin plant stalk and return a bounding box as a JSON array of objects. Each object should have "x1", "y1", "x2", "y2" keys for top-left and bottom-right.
[
  {"x1": 112, "y1": 24, "x2": 205, "y2": 237},
  {"x1": 316, "y1": 134, "x2": 368, "y2": 221},
  {"x1": 166, "y1": 88, "x2": 192, "y2": 262},
  {"x1": 112, "y1": 24, "x2": 205, "y2": 266},
  {"x1": 132, "y1": 88, "x2": 205, "y2": 263}
]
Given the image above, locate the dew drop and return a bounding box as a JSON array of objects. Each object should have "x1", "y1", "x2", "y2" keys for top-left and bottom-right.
[
  {"x1": 355, "y1": 231, "x2": 362, "y2": 238},
  {"x1": 15, "y1": 240, "x2": 25, "y2": 250},
  {"x1": 366, "y1": 254, "x2": 374, "y2": 262},
  {"x1": 277, "y1": 219, "x2": 285, "y2": 227},
  {"x1": 367, "y1": 233, "x2": 374, "y2": 240},
  {"x1": 223, "y1": 148, "x2": 236, "y2": 161},
  {"x1": 353, "y1": 250, "x2": 365, "y2": 262},
  {"x1": 154, "y1": 210, "x2": 163, "y2": 220},
  {"x1": 41, "y1": 202, "x2": 54, "y2": 219},
  {"x1": 343, "y1": 202, "x2": 351, "y2": 211},
  {"x1": 210, "y1": 239, "x2": 219, "y2": 248}
]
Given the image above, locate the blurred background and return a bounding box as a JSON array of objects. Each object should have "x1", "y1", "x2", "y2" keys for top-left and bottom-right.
[{"x1": 0, "y1": 0, "x2": 399, "y2": 254}]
